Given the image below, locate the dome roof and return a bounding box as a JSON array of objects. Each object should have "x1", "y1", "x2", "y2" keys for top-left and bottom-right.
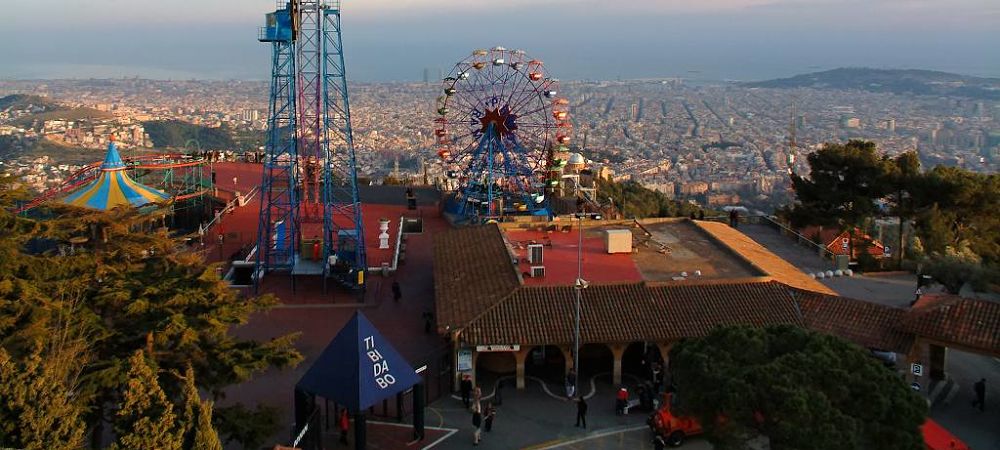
[{"x1": 568, "y1": 153, "x2": 586, "y2": 165}]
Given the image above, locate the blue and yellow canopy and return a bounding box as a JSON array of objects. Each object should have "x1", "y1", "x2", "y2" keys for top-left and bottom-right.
[{"x1": 63, "y1": 140, "x2": 170, "y2": 210}]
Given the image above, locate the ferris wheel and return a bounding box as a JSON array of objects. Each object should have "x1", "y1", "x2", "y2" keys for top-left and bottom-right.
[{"x1": 434, "y1": 46, "x2": 571, "y2": 222}]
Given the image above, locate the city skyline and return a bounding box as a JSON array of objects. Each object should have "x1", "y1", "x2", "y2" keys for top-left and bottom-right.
[{"x1": 1, "y1": 0, "x2": 998, "y2": 81}]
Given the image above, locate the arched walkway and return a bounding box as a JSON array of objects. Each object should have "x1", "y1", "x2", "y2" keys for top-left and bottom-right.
[
  {"x1": 578, "y1": 343, "x2": 613, "y2": 381},
  {"x1": 526, "y1": 345, "x2": 567, "y2": 384},
  {"x1": 622, "y1": 341, "x2": 663, "y2": 379}
]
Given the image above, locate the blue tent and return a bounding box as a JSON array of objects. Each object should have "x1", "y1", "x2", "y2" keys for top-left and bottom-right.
[{"x1": 296, "y1": 311, "x2": 421, "y2": 411}]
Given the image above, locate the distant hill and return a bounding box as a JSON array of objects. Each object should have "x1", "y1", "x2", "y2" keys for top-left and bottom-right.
[
  {"x1": 143, "y1": 120, "x2": 235, "y2": 150},
  {"x1": 0, "y1": 94, "x2": 60, "y2": 112},
  {"x1": 13, "y1": 107, "x2": 114, "y2": 126},
  {"x1": 743, "y1": 68, "x2": 1000, "y2": 100}
]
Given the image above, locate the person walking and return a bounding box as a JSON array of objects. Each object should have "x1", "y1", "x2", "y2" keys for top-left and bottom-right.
[
  {"x1": 471, "y1": 403, "x2": 483, "y2": 445},
  {"x1": 392, "y1": 280, "x2": 402, "y2": 303},
  {"x1": 575, "y1": 396, "x2": 588, "y2": 428},
  {"x1": 338, "y1": 408, "x2": 350, "y2": 446},
  {"x1": 460, "y1": 374, "x2": 473, "y2": 408},
  {"x1": 972, "y1": 378, "x2": 986, "y2": 412},
  {"x1": 483, "y1": 403, "x2": 496, "y2": 432}
]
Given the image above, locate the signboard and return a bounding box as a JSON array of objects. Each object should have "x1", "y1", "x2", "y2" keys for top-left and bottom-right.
[
  {"x1": 365, "y1": 335, "x2": 397, "y2": 389},
  {"x1": 476, "y1": 344, "x2": 521, "y2": 352},
  {"x1": 911, "y1": 382, "x2": 921, "y2": 392},
  {"x1": 457, "y1": 348, "x2": 473, "y2": 371},
  {"x1": 292, "y1": 423, "x2": 309, "y2": 447},
  {"x1": 911, "y1": 363, "x2": 923, "y2": 377}
]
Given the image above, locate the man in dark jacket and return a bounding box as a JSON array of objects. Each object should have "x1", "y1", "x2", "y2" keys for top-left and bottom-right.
[
  {"x1": 460, "y1": 374, "x2": 473, "y2": 408},
  {"x1": 575, "y1": 396, "x2": 588, "y2": 428},
  {"x1": 973, "y1": 378, "x2": 986, "y2": 411},
  {"x1": 392, "y1": 280, "x2": 402, "y2": 302}
]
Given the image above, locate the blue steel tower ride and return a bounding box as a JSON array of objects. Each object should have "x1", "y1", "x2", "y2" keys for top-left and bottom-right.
[
  {"x1": 255, "y1": 0, "x2": 365, "y2": 290},
  {"x1": 318, "y1": 1, "x2": 366, "y2": 289},
  {"x1": 256, "y1": 4, "x2": 299, "y2": 278}
]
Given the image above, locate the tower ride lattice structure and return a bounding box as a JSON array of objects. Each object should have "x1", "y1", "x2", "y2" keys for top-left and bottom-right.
[
  {"x1": 256, "y1": 3, "x2": 300, "y2": 278},
  {"x1": 255, "y1": 0, "x2": 366, "y2": 290}
]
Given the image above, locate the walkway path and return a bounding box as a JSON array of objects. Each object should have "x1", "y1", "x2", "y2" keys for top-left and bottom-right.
[
  {"x1": 426, "y1": 375, "x2": 651, "y2": 449},
  {"x1": 737, "y1": 223, "x2": 833, "y2": 275}
]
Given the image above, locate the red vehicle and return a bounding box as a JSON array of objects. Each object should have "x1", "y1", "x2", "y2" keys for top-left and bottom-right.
[{"x1": 648, "y1": 393, "x2": 968, "y2": 449}]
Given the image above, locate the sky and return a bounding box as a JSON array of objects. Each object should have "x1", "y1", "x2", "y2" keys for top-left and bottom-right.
[{"x1": 0, "y1": 0, "x2": 998, "y2": 82}]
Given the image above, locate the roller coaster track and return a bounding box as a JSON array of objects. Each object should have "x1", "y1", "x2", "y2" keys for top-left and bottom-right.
[{"x1": 13, "y1": 154, "x2": 209, "y2": 214}]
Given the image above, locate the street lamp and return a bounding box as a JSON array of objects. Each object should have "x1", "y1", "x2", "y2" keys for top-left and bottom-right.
[{"x1": 572, "y1": 212, "x2": 600, "y2": 394}]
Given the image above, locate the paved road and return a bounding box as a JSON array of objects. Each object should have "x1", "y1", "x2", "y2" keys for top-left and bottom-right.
[
  {"x1": 426, "y1": 375, "x2": 650, "y2": 449},
  {"x1": 536, "y1": 427, "x2": 713, "y2": 450},
  {"x1": 929, "y1": 350, "x2": 1000, "y2": 450}
]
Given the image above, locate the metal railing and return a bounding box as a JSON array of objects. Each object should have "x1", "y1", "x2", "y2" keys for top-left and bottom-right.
[{"x1": 751, "y1": 215, "x2": 837, "y2": 262}]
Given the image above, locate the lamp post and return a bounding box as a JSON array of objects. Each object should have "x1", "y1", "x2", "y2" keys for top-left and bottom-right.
[
  {"x1": 574, "y1": 215, "x2": 583, "y2": 388},
  {"x1": 572, "y1": 212, "x2": 600, "y2": 394}
]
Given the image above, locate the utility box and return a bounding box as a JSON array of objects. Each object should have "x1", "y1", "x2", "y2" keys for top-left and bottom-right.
[{"x1": 605, "y1": 229, "x2": 632, "y2": 254}]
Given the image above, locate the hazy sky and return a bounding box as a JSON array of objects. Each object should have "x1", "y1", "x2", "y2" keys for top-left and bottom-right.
[{"x1": 1, "y1": 0, "x2": 998, "y2": 81}]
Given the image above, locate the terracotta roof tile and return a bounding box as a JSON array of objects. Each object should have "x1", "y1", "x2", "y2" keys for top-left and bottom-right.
[
  {"x1": 903, "y1": 295, "x2": 1000, "y2": 354},
  {"x1": 433, "y1": 224, "x2": 520, "y2": 330},
  {"x1": 461, "y1": 280, "x2": 803, "y2": 346},
  {"x1": 794, "y1": 290, "x2": 914, "y2": 354}
]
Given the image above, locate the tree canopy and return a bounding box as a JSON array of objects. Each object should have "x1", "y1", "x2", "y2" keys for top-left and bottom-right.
[
  {"x1": 596, "y1": 177, "x2": 704, "y2": 218},
  {"x1": 784, "y1": 140, "x2": 999, "y2": 290},
  {"x1": 0, "y1": 174, "x2": 301, "y2": 448},
  {"x1": 786, "y1": 140, "x2": 894, "y2": 230},
  {"x1": 669, "y1": 325, "x2": 927, "y2": 450}
]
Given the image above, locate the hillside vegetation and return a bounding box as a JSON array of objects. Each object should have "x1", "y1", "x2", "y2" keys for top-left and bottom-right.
[
  {"x1": 744, "y1": 68, "x2": 1000, "y2": 100},
  {"x1": 143, "y1": 120, "x2": 235, "y2": 150}
]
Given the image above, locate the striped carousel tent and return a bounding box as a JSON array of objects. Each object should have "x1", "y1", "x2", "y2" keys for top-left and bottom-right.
[{"x1": 63, "y1": 137, "x2": 170, "y2": 210}]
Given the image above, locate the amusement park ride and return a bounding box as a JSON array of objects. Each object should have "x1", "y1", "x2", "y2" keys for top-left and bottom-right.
[
  {"x1": 435, "y1": 47, "x2": 571, "y2": 223},
  {"x1": 14, "y1": 136, "x2": 211, "y2": 215},
  {"x1": 255, "y1": 0, "x2": 366, "y2": 291}
]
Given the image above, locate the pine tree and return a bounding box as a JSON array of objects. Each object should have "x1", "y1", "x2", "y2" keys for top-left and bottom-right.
[
  {"x1": 0, "y1": 345, "x2": 87, "y2": 450},
  {"x1": 0, "y1": 178, "x2": 302, "y2": 447},
  {"x1": 178, "y1": 363, "x2": 223, "y2": 450},
  {"x1": 110, "y1": 350, "x2": 183, "y2": 450},
  {"x1": 191, "y1": 400, "x2": 224, "y2": 450}
]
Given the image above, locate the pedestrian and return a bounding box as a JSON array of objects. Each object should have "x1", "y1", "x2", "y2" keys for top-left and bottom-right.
[
  {"x1": 423, "y1": 311, "x2": 433, "y2": 334},
  {"x1": 651, "y1": 362, "x2": 663, "y2": 393},
  {"x1": 972, "y1": 378, "x2": 986, "y2": 412},
  {"x1": 495, "y1": 378, "x2": 503, "y2": 406},
  {"x1": 460, "y1": 374, "x2": 473, "y2": 408},
  {"x1": 483, "y1": 403, "x2": 496, "y2": 432},
  {"x1": 565, "y1": 368, "x2": 577, "y2": 398},
  {"x1": 338, "y1": 408, "x2": 350, "y2": 445},
  {"x1": 575, "y1": 395, "x2": 587, "y2": 428},
  {"x1": 471, "y1": 403, "x2": 483, "y2": 445},
  {"x1": 698, "y1": 209, "x2": 705, "y2": 221},
  {"x1": 392, "y1": 280, "x2": 401, "y2": 302},
  {"x1": 652, "y1": 434, "x2": 666, "y2": 450},
  {"x1": 615, "y1": 387, "x2": 628, "y2": 415},
  {"x1": 473, "y1": 385, "x2": 482, "y2": 406}
]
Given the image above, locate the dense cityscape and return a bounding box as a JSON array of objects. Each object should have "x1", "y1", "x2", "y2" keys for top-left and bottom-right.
[
  {"x1": 3, "y1": 76, "x2": 998, "y2": 211},
  {"x1": 1, "y1": 0, "x2": 998, "y2": 449}
]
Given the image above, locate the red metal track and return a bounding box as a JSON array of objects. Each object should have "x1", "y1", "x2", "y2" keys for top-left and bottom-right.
[{"x1": 14, "y1": 155, "x2": 210, "y2": 214}]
